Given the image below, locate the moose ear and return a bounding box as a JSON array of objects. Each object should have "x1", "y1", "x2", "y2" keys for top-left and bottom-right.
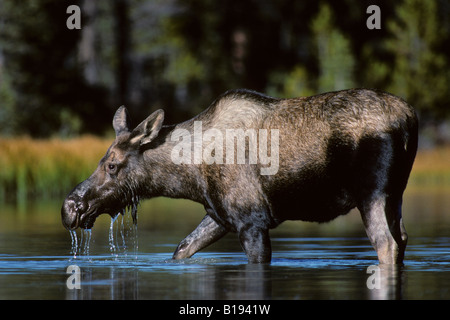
[
  {"x1": 113, "y1": 106, "x2": 131, "y2": 137},
  {"x1": 130, "y1": 109, "x2": 165, "y2": 146}
]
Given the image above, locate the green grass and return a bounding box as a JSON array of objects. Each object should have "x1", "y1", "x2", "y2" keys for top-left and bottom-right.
[{"x1": 0, "y1": 136, "x2": 110, "y2": 202}]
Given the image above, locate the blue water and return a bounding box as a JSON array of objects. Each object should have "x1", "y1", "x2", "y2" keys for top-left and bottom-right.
[
  {"x1": 0, "y1": 234, "x2": 449, "y2": 299},
  {"x1": 0, "y1": 190, "x2": 449, "y2": 300}
]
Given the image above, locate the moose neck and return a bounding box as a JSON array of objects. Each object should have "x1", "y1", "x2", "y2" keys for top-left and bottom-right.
[{"x1": 141, "y1": 125, "x2": 207, "y2": 205}]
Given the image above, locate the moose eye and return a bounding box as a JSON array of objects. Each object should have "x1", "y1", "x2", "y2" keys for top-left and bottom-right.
[{"x1": 107, "y1": 163, "x2": 117, "y2": 174}]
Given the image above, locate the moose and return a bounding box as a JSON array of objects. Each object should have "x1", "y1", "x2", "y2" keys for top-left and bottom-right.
[{"x1": 62, "y1": 88, "x2": 418, "y2": 264}]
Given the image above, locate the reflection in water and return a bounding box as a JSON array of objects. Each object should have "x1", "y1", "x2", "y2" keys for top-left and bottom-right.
[
  {"x1": 367, "y1": 265, "x2": 405, "y2": 300},
  {"x1": 1, "y1": 189, "x2": 450, "y2": 299},
  {"x1": 184, "y1": 264, "x2": 272, "y2": 300},
  {"x1": 64, "y1": 258, "x2": 273, "y2": 300},
  {"x1": 65, "y1": 265, "x2": 140, "y2": 300},
  {"x1": 56, "y1": 234, "x2": 450, "y2": 300},
  {"x1": 1, "y1": 237, "x2": 449, "y2": 299},
  {"x1": 62, "y1": 255, "x2": 411, "y2": 300}
]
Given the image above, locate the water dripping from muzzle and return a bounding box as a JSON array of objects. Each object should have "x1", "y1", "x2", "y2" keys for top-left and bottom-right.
[
  {"x1": 67, "y1": 205, "x2": 138, "y2": 259},
  {"x1": 81, "y1": 229, "x2": 92, "y2": 256},
  {"x1": 109, "y1": 214, "x2": 119, "y2": 256},
  {"x1": 69, "y1": 229, "x2": 92, "y2": 259},
  {"x1": 70, "y1": 230, "x2": 78, "y2": 257},
  {"x1": 108, "y1": 208, "x2": 139, "y2": 258}
]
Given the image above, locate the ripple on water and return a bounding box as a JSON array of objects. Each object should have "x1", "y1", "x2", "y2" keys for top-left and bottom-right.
[{"x1": 1, "y1": 234, "x2": 449, "y2": 278}]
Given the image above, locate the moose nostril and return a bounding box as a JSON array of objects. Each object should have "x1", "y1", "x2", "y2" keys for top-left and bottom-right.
[
  {"x1": 76, "y1": 201, "x2": 87, "y2": 213},
  {"x1": 62, "y1": 198, "x2": 84, "y2": 230}
]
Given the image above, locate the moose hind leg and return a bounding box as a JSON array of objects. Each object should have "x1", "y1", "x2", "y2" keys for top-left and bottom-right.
[
  {"x1": 173, "y1": 214, "x2": 228, "y2": 259},
  {"x1": 385, "y1": 196, "x2": 408, "y2": 263},
  {"x1": 359, "y1": 195, "x2": 406, "y2": 265}
]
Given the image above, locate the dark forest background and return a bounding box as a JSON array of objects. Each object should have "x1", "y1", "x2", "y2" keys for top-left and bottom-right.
[{"x1": 1, "y1": 0, "x2": 449, "y2": 146}]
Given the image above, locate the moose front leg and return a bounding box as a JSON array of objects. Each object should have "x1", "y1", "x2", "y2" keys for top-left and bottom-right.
[
  {"x1": 238, "y1": 225, "x2": 272, "y2": 263},
  {"x1": 173, "y1": 214, "x2": 228, "y2": 259}
]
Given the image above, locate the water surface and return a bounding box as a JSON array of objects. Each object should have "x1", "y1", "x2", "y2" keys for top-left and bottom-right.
[{"x1": 0, "y1": 189, "x2": 449, "y2": 300}]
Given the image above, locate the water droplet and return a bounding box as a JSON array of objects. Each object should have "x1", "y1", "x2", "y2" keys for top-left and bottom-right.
[
  {"x1": 119, "y1": 214, "x2": 127, "y2": 252},
  {"x1": 109, "y1": 215, "x2": 119, "y2": 256},
  {"x1": 68, "y1": 206, "x2": 139, "y2": 260},
  {"x1": 70, "y1": 229, "x2": 78, "y2": 258},
  {"x1": 81, "y1": 229, "x2": 92, "y2": 256}
]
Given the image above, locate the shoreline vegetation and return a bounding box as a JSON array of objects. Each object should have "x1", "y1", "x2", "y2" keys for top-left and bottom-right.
[
  {"x1": 0, "y1": 135, "x2": 449, "y2": 203},
  {"x1": 0, "y1": 136, "x2": 111, "y2": 203}
]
